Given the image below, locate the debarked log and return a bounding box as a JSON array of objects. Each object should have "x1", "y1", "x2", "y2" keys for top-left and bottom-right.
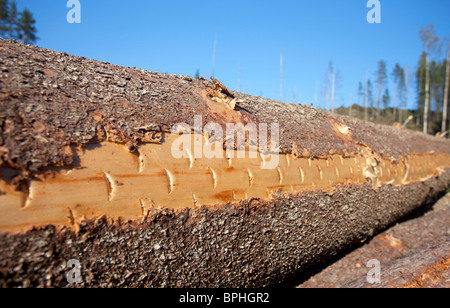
[{"x1": 0, "y1": 39, "x2": 449, "y2": 288}]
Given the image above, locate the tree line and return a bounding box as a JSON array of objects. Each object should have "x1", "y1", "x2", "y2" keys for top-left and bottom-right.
[
  {"x1": 0, "y1": 0, "x2": 37, "y2": 44},
  {"x1": 336, "y1": 24, "x2": 449, "y2": 137}
]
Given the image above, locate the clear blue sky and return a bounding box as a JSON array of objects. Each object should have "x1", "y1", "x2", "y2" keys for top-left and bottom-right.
[{"x1": 13, "y1": 0, "x2": 450, "y2": 110}]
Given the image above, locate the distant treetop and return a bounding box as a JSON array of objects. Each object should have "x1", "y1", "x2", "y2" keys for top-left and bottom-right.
[{"x1": 0, "y1": 0, "x2": 37, "y2": 44}]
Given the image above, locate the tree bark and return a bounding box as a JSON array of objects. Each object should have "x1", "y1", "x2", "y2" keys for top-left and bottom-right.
[
  {"x1": 393, "y1": 83, "x2": 398, "y2": 123},
  {"x1": 424, "y1": 53, "x2": 430, "y2": 134},
  {"x1": 364, "y1": 79, "x2": 369, "y2": 122},
  {"x1": 330, "y1": 67, "x2": 335, "y2": 113},
  {"x1": 442, "y1": 50, "x2": 450, "y2": 137},
  {"x1": 377, "y1": 86, "x2": 382, "y2": 123}
]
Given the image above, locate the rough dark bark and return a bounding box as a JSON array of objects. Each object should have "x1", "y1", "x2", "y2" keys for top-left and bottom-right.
[
  {"x1": 1, "y1": 39, "x2": 449, "y2": 174},
  {"x1": 1, "y1": 176, "x2": 449, "y2": 288}
]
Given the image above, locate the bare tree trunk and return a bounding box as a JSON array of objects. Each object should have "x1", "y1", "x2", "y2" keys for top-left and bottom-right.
[
  {"x1": 442, "y1": 50, "x2": 450, "y2": 137},
  {"x1": 393, "y1": 84, "x2": 398, "y2": 123},
  {"x1": 399, "y1": 106, "x2": 403, "y2": 125},
  {"x1": 401, "y1": 89, "x2": 408, "y2": 125},
  {"x1": 349, "y1": 94, "x2": 353, "y2": 117},
  {"x1": 399, "y1": 88, "x2": 404, "y2": 125},
  {"x1": 364, "y1": 78, "x2": 369, "y2": 122},
  {"x1": 376, "y1": 86, "x2": 382, "y2": 123},
  {"x1": 424, "y1": 53, "x2": 430, "y2": 134},
  {"x1": 402, "y1": 66, "x2": 411, "y2": 127},
  {"x1": 331, "y1": 68, "x2": 336, "y2": 113}
]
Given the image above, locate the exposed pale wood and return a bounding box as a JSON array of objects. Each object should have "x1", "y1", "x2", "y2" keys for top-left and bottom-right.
[{"x1": 1, "y1": 133, "x2": 449, "y2": 233}]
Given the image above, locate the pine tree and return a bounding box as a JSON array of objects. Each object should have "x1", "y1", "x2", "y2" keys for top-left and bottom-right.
[
  {"x1": 399, "y1": 67, "x2": 406, "y2": 123},
  {"x1": 16, "y1": 8, "x2": 37, "y2": 44},
  {"x1": 382, "y1": 89, "x2": 391, "y2": 114},
  {"x1": 392, "y1": 64, "x2": 406, "y2": 123},
  {"x1": 7, "y1": 0, "x2": 17, "y2": 40},
  {"x1": 430, "y1": 60, "x2": 445, "y2": 132},
  {"x1": 403, "y1": 65, "x2": 412, "y2": 125},
  {"x1": 358, "y1": 82, "x2": 364, "y2": 106},
  {"x1": 367, "y1": 79, "x2": 374, "y2": 120},
  {"x1": 0, "y1": 1, "x2": 38, "y2": 44},
  {"x1": 374, "y1": 60, "x2": 388, "y2": 123},
  {"x1": 329, "y1": 62, "x2": 336, "y2": 113},
  {"x1": 443, "y1": 49, "x2": 450, "y2": 137},
  {"x1": 364, "y1": 77, "x2": 369, "y2": 122},
  {"x1": 0, "y1": 0, "x2": 8, "y2": 37},
  {"x1": 416, "y1": 52, "x2": 427, "y2": 129},
  {"x1": 419, "y1": 24, "x2": 440, "y2": 134}
]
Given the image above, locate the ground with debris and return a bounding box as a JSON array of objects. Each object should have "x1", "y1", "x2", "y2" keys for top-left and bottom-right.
[{"x1": 297, "y1": 193, "x2": 450, "y2": 288}]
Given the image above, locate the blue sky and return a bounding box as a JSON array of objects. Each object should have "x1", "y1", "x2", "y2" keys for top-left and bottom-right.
[{"x1": 12, "y1": 0, "x2": 450, "y2": 110}]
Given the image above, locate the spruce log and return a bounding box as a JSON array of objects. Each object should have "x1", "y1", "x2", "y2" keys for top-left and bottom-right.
[{"x1": 0, "y1": 39, "x2": 450, "y2": 288}]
